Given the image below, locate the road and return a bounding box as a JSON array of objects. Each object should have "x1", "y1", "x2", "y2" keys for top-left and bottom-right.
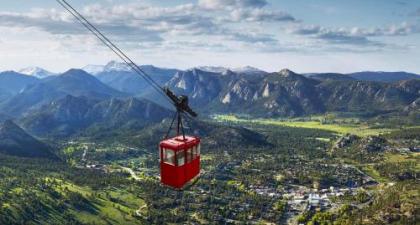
[
  {"x1": 82, "y1": 149, "x2": 87, "y2": 161},
  {"x1": 121, "y1": 166, "x2": 141, "y2": 181}
]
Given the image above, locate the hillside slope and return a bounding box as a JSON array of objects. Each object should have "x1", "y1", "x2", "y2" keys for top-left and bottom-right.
[
  {"x1": 19, "y1": 95, "x2": 173, "y2": 137},
  {"x1": 0, "y1": 120, "x2": 57, "y2": 159}
]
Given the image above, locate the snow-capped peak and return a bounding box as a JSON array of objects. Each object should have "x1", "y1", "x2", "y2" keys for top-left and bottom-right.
[
  {"x1": 231, "y1": 66, "x2": 266, "y2": 74},
  {"x1": 82, "y1": 61, "x2": 133, "y2": 75},
  {"x1": 193, "y1": 66, "x2": 266, "y2": 75},
  {"x1": 104, "y1": 61, "x2": 132, "y2": 72},
  {"x1": 82, "y1": 64, "x2": 105, "y2": 75},
  {"x1": 195, "y1": 66, "x2": 230, "y2": 73},
  {"x1": 19, "y1": 67, "x2": 55, "y2": 79}
]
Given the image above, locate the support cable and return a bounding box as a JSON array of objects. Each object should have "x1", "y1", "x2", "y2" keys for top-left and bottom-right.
[{"x1": 56, "y1": 0, "x2": 170, "y2": 102}]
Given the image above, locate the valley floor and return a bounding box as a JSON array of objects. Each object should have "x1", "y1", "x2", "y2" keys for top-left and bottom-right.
[
  {"x1": 1, "y1": 115, "x2": 419, "y2": 225},
  {"x1": 212, "y1": 114, "x2": 418, "y2": 137}
]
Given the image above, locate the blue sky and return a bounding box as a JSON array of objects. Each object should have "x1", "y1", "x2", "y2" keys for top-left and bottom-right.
[{"x1": 0, "y1": 0, "x2": 419, "y2": 73}]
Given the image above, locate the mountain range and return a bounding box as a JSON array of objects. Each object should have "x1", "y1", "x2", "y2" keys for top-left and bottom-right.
[
  {"x1": 0, "y1": 69, "x2": 126, "y2": 116},
  {"x1": 19, "y1": 95, "x2": 172, "y2": 137},
  {"x1": 0, "y1": 62, "x2": 418, "y2": 137},
  {"x1": 0, "y1": 61, "x2": 418, "y2": 157},
  {"x1": 167, "y1": 68, "x2": 419, "y2": 117}
]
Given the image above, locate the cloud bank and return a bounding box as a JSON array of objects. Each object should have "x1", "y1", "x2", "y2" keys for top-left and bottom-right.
[{"x1": 0, "y1": 0, "x2": 419, "y2": 73}]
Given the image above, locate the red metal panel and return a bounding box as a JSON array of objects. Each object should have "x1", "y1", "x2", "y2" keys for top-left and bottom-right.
[
  {"x1": 161, "y1": 163, "x2": 185, "y2": 188},
  {"x1": 184, "y1": 157, "x2": 198, "y2": 181},
  {"x1": 190, "y1": 156, "x2": 200, "y2": 180}
]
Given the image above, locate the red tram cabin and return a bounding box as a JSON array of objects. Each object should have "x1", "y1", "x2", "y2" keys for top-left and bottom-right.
[{"x1": 159, "y1": 135, "x2": 201, "y2": 189}]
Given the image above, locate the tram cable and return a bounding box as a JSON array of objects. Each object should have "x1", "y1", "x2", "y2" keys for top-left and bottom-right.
[{"x1": 56, "y1": 0, "x2": 168, "y2": 101}]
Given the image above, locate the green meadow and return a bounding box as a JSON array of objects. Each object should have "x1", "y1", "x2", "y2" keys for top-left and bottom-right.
[{"x1": 212, "y1": 114, "x2": 407, "y2": 137}]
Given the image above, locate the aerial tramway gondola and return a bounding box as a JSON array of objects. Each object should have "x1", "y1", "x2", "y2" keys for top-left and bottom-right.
[{"x1": 56, "y1": 0, "x2": 201, "y2": 189}]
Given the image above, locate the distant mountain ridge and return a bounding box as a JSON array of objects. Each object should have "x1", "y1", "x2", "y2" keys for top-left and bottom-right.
[
  {"x1": 19, "y1": 95, "x2": 173, "y2": 137},
  {"x1": 348, "y1": 71, "x2": 420, "y2": 83},
  {"x1": 305, "y1": 73, "x2": 357, "y2": 81},
  {"x1": 4, "y1": 63, "x2": 419, "y2": 83},
  {"x1": 83, "y1": 61, "x2": 179, "y2": 95},
  {"x1": 42, "y1": 69, "x2": 125, "y2": 99},
  {"x1": 307, "y1": 71, "x2": 420, "y2": 82},
  {"x1": 0, "y1": 69, "x2": 125, "y2": 117}
]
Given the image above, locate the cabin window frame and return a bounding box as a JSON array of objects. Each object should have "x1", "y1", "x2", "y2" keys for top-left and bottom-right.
[
  {"x1": 176, "y1": 150, "x2": 185, "y2": 166},
  {"x1": 163, "y1": 148, "x2": 175, "y2": 166},
  {"x1": 159, "y1": 146, "x2": 162, "y2": 162},
  {"x1": 186, "y1": 147, "x2": 193, "y2": 163},
  {"x1": 192, "y1": 146, "x2": 198, "y2": 159}
]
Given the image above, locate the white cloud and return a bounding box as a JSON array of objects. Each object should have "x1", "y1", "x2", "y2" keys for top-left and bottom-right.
[
  {"x1": 0, "y1": 1, "x2": 419, "y2": 73},
  {"x1": 230, "y1": 8, "x2": 295, "y2": 22},
  {"x1": 287, "y1": 22, "x2": 420, "y2": 47},
  {"x1": 0, "y1": 1, "x2": 291, "y2": 49},
  {"x1": 198, "y1": 0, "x2": 267, "y2": 10}
]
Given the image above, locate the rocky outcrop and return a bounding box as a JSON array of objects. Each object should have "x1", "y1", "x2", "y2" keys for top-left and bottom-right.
[
  {"x1": 360, "y1": 136, "x2": 388, "y2": 153},
  {"x1": 165, "y1": 68, "x2": 420, "y2": 117},
  {"x1": 334, "y1": 134, "x2": 360, "y2": 149}
]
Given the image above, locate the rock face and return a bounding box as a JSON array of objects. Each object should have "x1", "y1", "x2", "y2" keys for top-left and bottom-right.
[
  {"x1": 405, "y1": 98, "x2": 420, "y2": 111},
  {"x1": 0, "y1": 120, "x2": 57, "y2": 159},
  {"x1": 164, "y1": 68, "x2": 420, "y2": 117},
  {"x1": 167, "y1": 69, "x2": 223, "y2": 106}
]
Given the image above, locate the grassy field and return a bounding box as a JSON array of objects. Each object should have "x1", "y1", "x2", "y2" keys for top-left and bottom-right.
[
  {"x1": 212, "y1": 114, "x2": 398, "y2": 137},
  {"x1": 49, "y1": 178, "x2": 145, "y2": 225},
  {"x1": 360, "y1": 164, "x2": 390, "y2": 183},
  {"x1": 385, "y1": 152, "x2": 420, "y2": 171}
]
